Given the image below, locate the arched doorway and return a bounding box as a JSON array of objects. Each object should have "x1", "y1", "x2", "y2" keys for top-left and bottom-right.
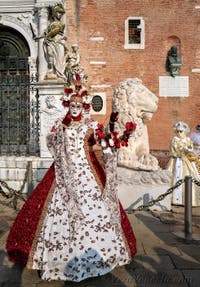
[{"x1": 0, "y1": 26, "x2": 39, "y2": 155}]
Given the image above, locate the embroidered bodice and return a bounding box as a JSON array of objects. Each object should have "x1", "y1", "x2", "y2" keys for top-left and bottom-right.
[
  {"x1": 170, "y1": 135, "x2": 193, "y2": 158},
  {"x1": 63, "y1": 121, "x2": 93, "y2": 159}
]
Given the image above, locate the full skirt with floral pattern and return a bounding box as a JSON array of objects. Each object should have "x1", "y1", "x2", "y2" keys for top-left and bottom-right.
[{"x1": 6, "y1": 121, "x2": 136, "y2": 282}]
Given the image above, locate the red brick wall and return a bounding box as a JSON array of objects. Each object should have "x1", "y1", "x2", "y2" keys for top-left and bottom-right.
[{"x1": 66, "y1": 0, "x2": 200, "y2": 151}]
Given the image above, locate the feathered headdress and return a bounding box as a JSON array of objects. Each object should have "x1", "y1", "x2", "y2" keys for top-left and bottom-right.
[{"x1": 61, "y1": 74, "x2": 92, "y2": 111}]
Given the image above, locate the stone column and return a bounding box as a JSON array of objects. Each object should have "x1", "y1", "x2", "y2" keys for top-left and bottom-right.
[{"x1": 36, "y1": 6, "x2": 48, "y2": 81}]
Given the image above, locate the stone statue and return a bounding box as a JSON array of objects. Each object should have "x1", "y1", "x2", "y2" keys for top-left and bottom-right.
[
  {"x1": 43, "y1": 3, "x2": 67, "y2": 80},
  {"x1": 166, "y1": 45, "x2": 182, "y2": 77},
  {"x1": 64, "y1": 44, "x2": 86, "y2": 86},
  {"x1": 112, "y1": 78, "x2": 160, "y2": 171}
]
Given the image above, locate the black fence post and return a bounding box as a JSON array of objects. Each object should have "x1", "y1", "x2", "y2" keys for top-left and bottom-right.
[
  {"x1": 184, "y1": 176, "x2": 192, "y2": 240},
  {"x1": 27, "y1": 161, "x2": 33, "y2": 197}
]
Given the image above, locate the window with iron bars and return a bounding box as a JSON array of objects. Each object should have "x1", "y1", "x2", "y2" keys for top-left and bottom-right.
[
  {"x1": 0, "y1": 57, "x2": 39, "y2": 156},
  {"x1": 124, "y1": 17, "x2": 145, "y2": 49}
]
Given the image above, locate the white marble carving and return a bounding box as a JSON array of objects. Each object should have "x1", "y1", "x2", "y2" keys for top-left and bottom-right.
[
  {"x1": 112, "y1": 78, "x2": 160, "y2": 171},
  {"x1": 65, "y1": 44, "x2": 85, "y2": 86},
  {"x1": 42, "y1": 3, "x2": 67, "y2": 80},
  {"x1": 159, "y1": 76, "x2": 189, "y2": 97},
  {"x1": 39, "y1": 83, "x2": 66, "y2": 158}
]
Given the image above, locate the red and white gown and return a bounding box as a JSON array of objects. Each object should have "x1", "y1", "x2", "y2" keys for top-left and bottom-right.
[{"x1": 6, "y1": 118, "x2": 136, "y2": 282}]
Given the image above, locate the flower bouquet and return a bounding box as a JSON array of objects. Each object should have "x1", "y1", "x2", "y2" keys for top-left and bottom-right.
[{"x1": 95, "y1": 121, "x2": 137, "y2": 150}]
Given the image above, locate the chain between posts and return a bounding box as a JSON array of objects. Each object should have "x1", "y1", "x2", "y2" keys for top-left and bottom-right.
[
  {"x1": 0, "y1": 162, "x2": 31, "y2": 210},
  {"x1": 1, "y1": 167, "x2": 200, "y2": 212},
  {"x1": 192, "y1": 178, "x2": 200, "y2": 187},
  {"x1": 127, "y1": 178, "x2": 185, "y2": 213},
  {"x1": 127, "y1": 177, "x2": 200, "y2": 213}
]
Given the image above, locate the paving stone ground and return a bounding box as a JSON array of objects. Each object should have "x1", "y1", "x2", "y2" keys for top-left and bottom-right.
[{"x1": 0, "y1": 198, "x2": 199, "y2": 287}]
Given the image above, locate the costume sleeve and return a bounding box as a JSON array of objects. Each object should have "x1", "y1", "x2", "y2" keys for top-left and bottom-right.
[
  {"x1": 170, "y1": 138, "x2": 179, "y2": 156},
  {"x1": 184, "y1": 138, "x2": 193, "y2": 154},
  {"x1": 46, "y1": 120, "x2": 63, "y2": 158}
]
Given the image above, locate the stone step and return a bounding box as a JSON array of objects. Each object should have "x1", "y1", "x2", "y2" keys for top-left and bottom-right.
[
  {"x1": 0, "y1": 157, "x2": 52, "y2": 169},
  {"x1": 0, "y1": 167, "x2": 48, "y2": 182},
  {"x1": 0, "y1": 157, "x2": 53, "y2": 194}
]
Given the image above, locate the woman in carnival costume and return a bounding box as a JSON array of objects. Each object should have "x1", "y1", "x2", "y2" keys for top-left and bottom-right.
[
  {"x1": 6, "y1": 75, "x2": 137, "y2": 282},
  {"x1": 167, "y1": 121, "x2": 200, "y2": 206}
]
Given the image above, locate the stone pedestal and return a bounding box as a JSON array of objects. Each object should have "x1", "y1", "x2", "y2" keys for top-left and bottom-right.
[
  {"x1": 38, "y1": 80, "x2": 67, "y2": 158},
  {"x1": 0, "y1": 156, "x2": 53, "y2": 193},
  {"x1": 117, "y1": 167, "x2": 172, "y2": 211}
]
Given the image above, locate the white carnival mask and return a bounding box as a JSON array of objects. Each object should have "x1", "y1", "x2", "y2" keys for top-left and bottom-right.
[{"x1": 69, "y1": 101, "x2": 83, "y2": 117}]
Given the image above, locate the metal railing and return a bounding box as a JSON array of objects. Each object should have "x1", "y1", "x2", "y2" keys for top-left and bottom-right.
[
  {"x1": 0, "y1": 69, "x2": 40, "y2": 156},
  {"x1": 126, "y1": 176, "x2": 200, "y2": 212},
  {"x1": 127, "y1": 175, "x2": 200, "y2": 241},
  {"x1": 184, "y1": 176, "x2": 192, "y2": 240},
  {"x1": 0, "y1": 161, "x2": 33, "y2": 210}
]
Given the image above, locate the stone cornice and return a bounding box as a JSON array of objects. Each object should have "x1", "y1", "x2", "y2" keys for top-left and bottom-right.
[
  {"x1": 0, "y1": 14, "x2": 33, "y2": 35},
  {"x1": 35, "y1": 0, "x2": 62, "y2": 9},
  {"x1": 0, "y1": 6, "x2": 34, "y2": 13}
]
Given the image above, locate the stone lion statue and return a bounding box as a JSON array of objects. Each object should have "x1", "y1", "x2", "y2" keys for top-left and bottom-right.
[{"x1": 112, "y1": 78, "x2": 160, "y2": 171}]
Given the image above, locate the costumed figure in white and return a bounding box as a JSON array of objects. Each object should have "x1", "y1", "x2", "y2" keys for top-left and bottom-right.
[
  {"x1": 167, "y1": 121, "x2": 200, "y2": 206},
  {"x1": 6, "y1": 76, "x2": 136, "y2": 282}
]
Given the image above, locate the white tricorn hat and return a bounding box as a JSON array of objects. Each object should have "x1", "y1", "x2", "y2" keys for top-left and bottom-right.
[{"x1": 173, "y1": 121, "x2": 190, "y2": 134}]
